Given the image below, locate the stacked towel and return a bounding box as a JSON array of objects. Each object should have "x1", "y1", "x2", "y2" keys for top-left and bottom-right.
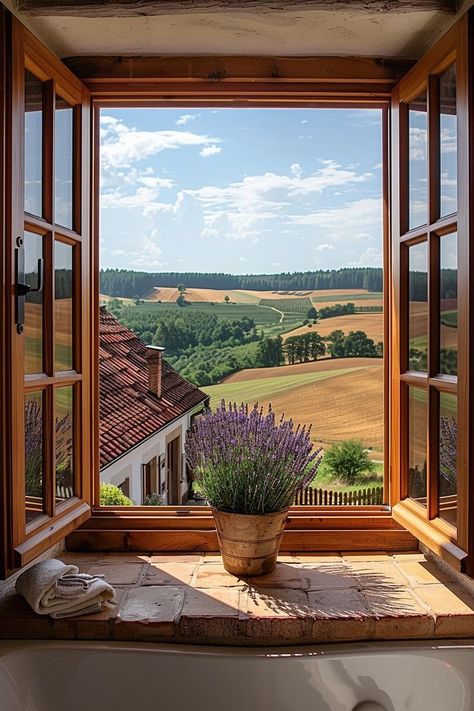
[{"x1": 15, "y1": 559, "x2": 115, "y2": 619}]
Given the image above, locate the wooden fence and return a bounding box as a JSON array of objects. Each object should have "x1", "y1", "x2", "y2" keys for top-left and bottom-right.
[{"x1": 295, "y1": 486, "x2": 384, "y2": 506}]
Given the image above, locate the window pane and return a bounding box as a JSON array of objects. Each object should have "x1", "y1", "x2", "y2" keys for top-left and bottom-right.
[
  {"x1": 439, "y1": 392, "x2": 457, "y2": 527},
  {"x1": 408, "y1": 386, "x2": 427, "y2": 505},
  {"x1": 24, "y1": 231, "x2": 44, "y2": 374},
  {"x1": 55, "y1": 241, "x2": 74, "y2": 371},
  {"x1": 408, "y1": 242, "x2": 428, "y2": 372},
  {"x1": 409, "y1": 91, "x2": 428, "y2": 230},
  {"x1": 25, "y1": 391, "x2": 45, "y2": 523},
  {"x1": 440, "y1": 64, "x2": 457, "y2": 217},
  {"x1": 55, "y1": 96, "x2": 74, "y2": 229},
  {"x1": 24, "y1": 70, "x2": 43, "y2": 217},
  {"x1": 440, "y1": 232, "x2": 457, "y2": 375},
  {"x1": 55, "y1": 386, "x2": 74, "y2": 503}
]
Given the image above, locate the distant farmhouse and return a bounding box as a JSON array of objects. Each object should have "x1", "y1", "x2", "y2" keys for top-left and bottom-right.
[{"x1": 99, "y1": 307, "x2": 209, "y2": 505}]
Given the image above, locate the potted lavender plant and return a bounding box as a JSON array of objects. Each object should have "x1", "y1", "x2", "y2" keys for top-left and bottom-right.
[{"x1": 185, "y1": 401, "x2": 322, "y2": 576}]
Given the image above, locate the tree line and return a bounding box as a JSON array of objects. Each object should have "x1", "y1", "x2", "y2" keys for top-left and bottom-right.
[
  {"x1": 100, "y1": 267, "x2": 384, "y2": 297},
  {"x1": 256, "y1": 329, "x2": 382, "y2": 368}
]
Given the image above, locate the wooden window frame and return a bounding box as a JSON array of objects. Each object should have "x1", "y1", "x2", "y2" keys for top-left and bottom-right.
[
  {"x1": 63, "y1": 55, "x2": 424, "y2": 557},
  {"x1": 0, "y1": 15, "x2": 92, "y2": 578},
  {"x1": 390, "y1": 13, "x2": 473, "y2": 573}
]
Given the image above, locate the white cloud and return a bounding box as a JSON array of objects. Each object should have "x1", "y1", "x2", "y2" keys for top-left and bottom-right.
[
  {"x1": 128, "y1": 229, "x2": 164, "y2": 269},
  {"x1": 315, "y1": 243, "x2": 335, "y2": 251},
  {"x1": 239, "y1": 256, "x2": 250, "y2": 263},
  {"x1": 290, "y1": 163, "x2": 302, "y2": 178},
  {"x1": 200, "y1": 145, "x2": 222, "y2": 158},
  {"x1": 176, "y1": 114, "x2": 197, "y2": 125},
  {"x1": 100, "y1": 114, "x2": 220, "y2": 170}
]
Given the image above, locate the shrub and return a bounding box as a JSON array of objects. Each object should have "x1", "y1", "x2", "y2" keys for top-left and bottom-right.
[
  {"x1": 100, "y1": 482, "x2": 133, "y2": 506},
  {"x1": 144, "y1": 492, "x2": 165, "y2": 506},
  {"x1": 323, "y1": 439, "x2": 375, "y2": 484},
  {"x1": 185, "y1": 401, "x2": 322, "y2": 514}
]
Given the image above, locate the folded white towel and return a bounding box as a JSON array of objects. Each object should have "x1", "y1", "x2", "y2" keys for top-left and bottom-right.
[{"x1": 15, "y1": 559, "x2": 115, "y2": 619}]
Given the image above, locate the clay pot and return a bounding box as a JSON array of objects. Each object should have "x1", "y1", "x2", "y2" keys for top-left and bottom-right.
[{"x1": 211, "y1": 507, "x2": 289, "y2": 577}]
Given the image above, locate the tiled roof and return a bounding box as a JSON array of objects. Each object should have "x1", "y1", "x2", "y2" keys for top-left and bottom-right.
[{"x1": 99, "y1": 307, "x2": 209, "y2": 468}]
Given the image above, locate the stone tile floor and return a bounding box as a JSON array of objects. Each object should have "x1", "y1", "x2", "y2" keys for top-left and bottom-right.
[{"x1": 2, "y1": 551, "x2": 474, "y2": 645}]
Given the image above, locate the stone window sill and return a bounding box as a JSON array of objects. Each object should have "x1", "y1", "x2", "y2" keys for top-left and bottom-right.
[{"x1": 1, "y1": 552, "x2": 474, "y2": 645}]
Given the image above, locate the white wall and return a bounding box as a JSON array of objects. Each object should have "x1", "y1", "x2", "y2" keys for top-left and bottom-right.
[{"x1": 100, "y1": 413, "x2": 192, "y2": 505}]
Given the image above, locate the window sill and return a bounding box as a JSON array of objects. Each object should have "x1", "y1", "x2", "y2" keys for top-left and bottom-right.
[
  {"x1": 66, "y1": 506, "x2": 418, "y2": 553},
  {"x1": 2, "y1": 551, "x2": 474, "y2": 646}
]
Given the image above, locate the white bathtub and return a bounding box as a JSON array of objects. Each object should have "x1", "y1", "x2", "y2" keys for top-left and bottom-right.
[{"x1": 0, "y1": 640, "x2": 473, "y2": 711}]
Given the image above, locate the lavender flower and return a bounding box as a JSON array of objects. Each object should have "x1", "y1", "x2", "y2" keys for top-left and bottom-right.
[{"x1": 185, "y1": 401, "x2": 322, "y2": 514}]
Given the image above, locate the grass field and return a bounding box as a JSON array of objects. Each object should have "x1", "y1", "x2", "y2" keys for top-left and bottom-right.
[
  {"x1": 205, "y1": 357, "x2": 384, "y2": 454},
  {"x1": 283, "y1": 313, "x2": 384, "y2": 343},
  {"x1": 127, "y1": 299, "x2": 305, "y2": 338},
  {"x1": 259, "y1": 297, "x2": 313, "y2": 314}
]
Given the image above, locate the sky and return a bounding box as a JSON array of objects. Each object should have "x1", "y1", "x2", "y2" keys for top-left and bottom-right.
[{"x1": 99, "y1": 107, "x2": 384, "y2": 274}]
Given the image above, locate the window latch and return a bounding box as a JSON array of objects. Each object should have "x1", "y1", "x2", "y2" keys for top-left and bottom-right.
[{"x1": 14, "y1": 236, "x2": 44, "y2": 335}]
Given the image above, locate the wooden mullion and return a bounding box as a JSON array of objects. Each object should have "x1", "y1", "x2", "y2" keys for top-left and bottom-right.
[
  {"x1": 400, "y1": 228, "x2": 429, "y2": 244},
  {"x1": 73, "y1": 241, "x2": 81, "y2": 374},
  {"x1": 10, "y1": 19, "x2": 26, "y2": 552}
]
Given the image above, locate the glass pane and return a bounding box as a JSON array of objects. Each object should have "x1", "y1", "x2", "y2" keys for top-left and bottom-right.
[
  {"x1": 408, "y1": 242, "x2": 428, "y2": 372},
  {"x1": 55, "y1": 386, "x2": 74, "y2": 503},
  {"x1": 55, "y1": 96, "x2": 74, "y2": 229},
  {"x1": 439, "y1": 392, "x2": 457, "y2": 527},
  {"x1": 440, "y1": 232, "x2": 457, "y2": 375},
  {"x1": 440, "y1": 64, "x2": 457, "y2": 217},
  {"x1": 55, "y1": 241, "x2": 74, "y2": 371},
  {"x1": 24, "y1": 391, "x2": 45, "y2": 523},
  {"x1": 24, "y1": 231, "x2": 44, "y2": 374},
  {"x1": 409, "y1": 91, "x2": 428, "y2": 229},
  {"x1": 24, "y1": 70, "x2": 43, "y2": 217},
  {"x1": 408, "y1": 386, "x2": 427, "y2": 505}
]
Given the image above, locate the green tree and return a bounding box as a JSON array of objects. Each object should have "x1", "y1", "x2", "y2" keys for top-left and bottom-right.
[
  {"x1": 307, "y1": 306, "x2": 318, "y2": 320},
  {"x1": 177, "y1": 283, "x2": 186, "y2": 294},
  {"x1": 176, "y1": 294, "x2": 187, "y2": 307},
  {"x1": 224, "y1": 295, "x2": 230, "y2": 303},
  {"x1": 324, "y1": 440, "x2": 376, "y2": 484},
  {"x1": 327, "y1": 329, "x2": 345, "y2": 358},
  {"x1": 344, "y1": 330, "x2": 377, "y2": 357}
]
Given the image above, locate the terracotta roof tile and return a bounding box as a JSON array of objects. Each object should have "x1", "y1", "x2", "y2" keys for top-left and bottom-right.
[{"x1": 99, "y1": 308, "x2": 208, "y2": 468}]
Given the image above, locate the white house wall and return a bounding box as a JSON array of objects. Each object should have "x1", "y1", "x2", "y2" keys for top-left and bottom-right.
[{"x1": 100, "y1": 413, "x2": 192, "y2": 505}]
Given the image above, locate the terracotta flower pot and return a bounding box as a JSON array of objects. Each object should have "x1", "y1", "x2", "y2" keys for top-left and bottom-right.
[{"x1": 211, "y1": 507, "x2": 289, "y2": 577}]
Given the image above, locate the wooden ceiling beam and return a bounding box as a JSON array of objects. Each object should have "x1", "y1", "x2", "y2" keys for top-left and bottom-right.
[
  {"x1": 16, "y1": 0, "x2": 460, "y2": 18},
  {"x1": 63, "y1": 54, "x2": 415, "y2": 83}
]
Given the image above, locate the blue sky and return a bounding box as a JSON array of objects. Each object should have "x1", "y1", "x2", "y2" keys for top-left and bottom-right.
[{"x1": 100, "y1": 108, "x2": 383, "y2": 273}]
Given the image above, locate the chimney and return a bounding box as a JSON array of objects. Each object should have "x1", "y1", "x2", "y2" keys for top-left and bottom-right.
[{"x1": 145, "y1": 345, "x2": 165, "y2": 398}]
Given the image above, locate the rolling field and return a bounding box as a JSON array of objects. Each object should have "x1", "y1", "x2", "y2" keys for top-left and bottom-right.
[
  {"x1": 259, "y1": 297, "x2": 313, "y2": 314},
  {"x1": 205, "y1": 357, "x2": 384, "y2": 453},
  {"x1": 283, "y1": 313, "x2": 384, "y2": 343}
]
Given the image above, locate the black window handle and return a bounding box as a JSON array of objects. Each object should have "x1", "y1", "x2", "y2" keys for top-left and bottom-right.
[
  {"x1": 17, "y1": 258, "x2": 43, "y2": 296},
  {"x1": 15, "y1": 236, "x2": 44, "y2": 334}
]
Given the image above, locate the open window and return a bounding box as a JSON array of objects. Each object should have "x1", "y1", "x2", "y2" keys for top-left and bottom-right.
[
  {"x1": 1, "y1": 15, "x2": 92, "y2": 576},
  {"x1": 391, "y1": 16, "x2": 471, "y2": 572},
  {"x1": 2, "y1": 4, "x2": 474, "y2": 578}
]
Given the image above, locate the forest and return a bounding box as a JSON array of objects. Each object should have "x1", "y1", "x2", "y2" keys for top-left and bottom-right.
[
  {"x1": 100, "y1": 267, "x2": 384, "y2": 297},
  {"x1": 108, "y1": 299, "x2": 382, "y2": 386}
]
